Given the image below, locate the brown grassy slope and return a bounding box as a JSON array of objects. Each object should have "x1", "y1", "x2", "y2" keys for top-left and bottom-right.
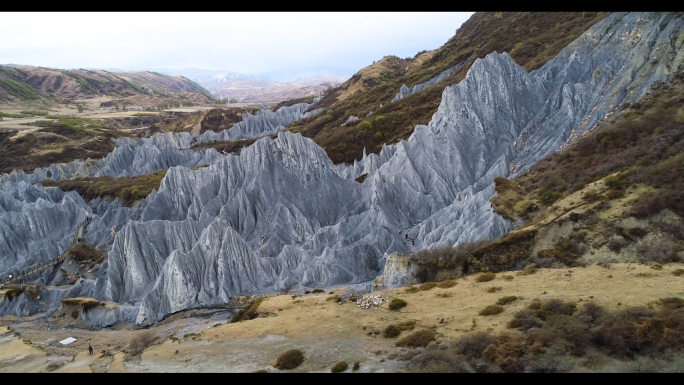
[
  {"x1": 140, "y1": 106, "x2": 261, "y2": 137},
  {"x1": 39, "y1": 169, "x2": 167, "y2": 207},
  {"x1": 491, "y1": 71, "x2": 684, "y2": 224},
  {"x1": 0, "y1": 119, "x2": 132, "y2": 174},
  {"x1": 289, "y1": 12, "x2": 610, "y2": 164}
]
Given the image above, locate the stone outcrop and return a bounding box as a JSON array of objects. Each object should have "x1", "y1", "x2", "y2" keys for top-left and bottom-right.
[{"x1": 392, "y1": 53, "x2": 474, "y2": 102}]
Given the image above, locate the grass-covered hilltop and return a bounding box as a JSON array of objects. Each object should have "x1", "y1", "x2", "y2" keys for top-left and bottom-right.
[{"x1": 1, "y1": 12, "x2": 683, "y2": 373}]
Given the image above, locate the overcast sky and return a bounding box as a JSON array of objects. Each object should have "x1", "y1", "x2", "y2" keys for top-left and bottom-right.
[{"x1": 0, "y1": 12, "x2": 474, "y2": 75}]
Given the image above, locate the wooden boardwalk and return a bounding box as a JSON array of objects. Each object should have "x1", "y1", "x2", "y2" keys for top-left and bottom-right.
[{"x1": 0, "y1": 217, "x2": 92, "y2": 286}]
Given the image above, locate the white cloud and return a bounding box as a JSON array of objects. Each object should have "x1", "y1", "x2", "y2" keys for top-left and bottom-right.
[{"x1": 0, "y1": 12, "x2": 473, "y2": 74}]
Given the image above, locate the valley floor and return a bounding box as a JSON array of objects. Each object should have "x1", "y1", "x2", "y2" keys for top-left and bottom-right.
[{"x1": 1, "y1": 262, "x2": 682, "y2": 372}]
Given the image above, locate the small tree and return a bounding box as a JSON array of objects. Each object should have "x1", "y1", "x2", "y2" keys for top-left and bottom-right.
[
  {"x1": 77, "y1": 105, "x2": 84, "y2": 113},
  {"x1": 115, "y1": 105, "x2": 119, "y2": 111}
]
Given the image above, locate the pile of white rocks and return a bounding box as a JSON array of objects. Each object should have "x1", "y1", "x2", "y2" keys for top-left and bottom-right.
[{"x1": 356, "y1": 294, "x2": 389, "y2": 309}]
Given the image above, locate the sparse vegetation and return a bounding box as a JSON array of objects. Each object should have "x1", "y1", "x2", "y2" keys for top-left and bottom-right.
[
  {"x1": 326, "y1": 294, "x2": 342, "y2": 303},
  {"x1": 476, "y1": 272, "x2": 496, "y2": 282},
  {"x1": 39, "y1": 169, "x2": 167, "y2": 207},
  {"x1": 479, "y1": 305, "x2": 505, "y2": 316},
  {"x1": 496, "y1": 296, "x2": 519, "y2": 306},
  {"x1": 126, "y1": 330, "x2": 157, "y2": 356},
  {"x1": 67, "y1": 243, "x2": 105, "y2": 262},
  {"x1": 274, "y1": 349, "x2": 305, "y2": 370},
  {"x1": 352, "y1": 361, "x2": 360, "y2": 371},
  {"x1": 396, "y1": 330, "x2": 437, "y2": 348},
  {"x1": 331, "y1": 361, "x2": 348, "y2": 372},
  {"x1": 389, "y1": 298, "x2": 408, "y2": 310},
  {"x1": 486, "y1": 287, "x2": 502, "y2": 293},
  {"x1": 230, "y1": 298, "x2": 263, "y2": 323},
  {"x1": 419, "y1": 282, "x2": 437, "y2": 291},
  {"x1": 436, "y1": 280, "x2": 458, "y2": 288},
  {"x1": 61, "y1": 297, "x2": 105, "y2": 313},
  {"x1": 383, "y1": 321, "x2": 416, "y2": 338}
]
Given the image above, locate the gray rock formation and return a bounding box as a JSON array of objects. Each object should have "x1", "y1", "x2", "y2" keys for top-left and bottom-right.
[
  {"x1": 1, "y1": 12, "x2": 682, "y2": 325},
  {"x1": 392, "y1": 53, "x2": 474, "y2": 102}
]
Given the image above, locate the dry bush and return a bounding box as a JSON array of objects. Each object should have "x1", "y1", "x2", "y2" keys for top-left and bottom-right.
[
  {"x1": 331, "y1": 361, "x2": 348, "y2": 373},
  {"x1": 419, "y1": 282, "x2": 437, "y2": 291},
  {"x1": 326, "y1": 294, "x2": 342, "y2": 302},
  {"x1": 517, "y1": 267, "x2": 538, "y2": 276},
  {"x1": 384, "y1": 321, "x2": 416, "y2": 338},
  {"x1": 476, "y1": 272, "x2": 496, "y2": 282},
  {"x1": 352, "y1": 361, "x2": 360, "y2": 371},
  {"x1": 410, "y1": 240, "x2": 492, "y2": 271},
  {"x1": 230, "y1": 298, "x2": 263, "y2": 323},
  {"x1": 126, "y1": 330, "x2": 158, "y2": 356},
  {"x1": 24, "y1": 285, "x2": 40, "y2": 300},
  {"x1": 436, "y1": 292, "x2": 453, "y2": 298},
  {"x1": 672, "y1": 269, "x2": 684, "y2": 276},
  {"x1": 482, "y1": 334, "x2": 526, "y2": 372},
  {"x1": 437, "y1": 280, "x2": 458, "y2": 288},
  {"x1": 454, "y1": 332, "x2": 497, "y2": 360},
  {"x1": 497, "y1": 296, "x2": 519, "y2": 306},
  {"x1": 67, "y1": 243, "x2": 105, "y2": 262},
  {"x1": 659, "y1": 297, "x2": 684, "y2": 311},
  {"x1": 591, "y1": 307, "x2": 684, "y2": 358},
  {"x1": 480, "y1": 305, "x2": 505, "y2": 316},
  {"x1": 486, "y1": 287, "x2": 503, "y2": 293},
  {"x1": 576, "y1": 302, "x2": 606, "y2": 325},
  {"x1": 3, "y1": 285, "x2": 25, "y2": 301},
  {"x1": 637, "y1": 239, "x2": 681, "y2": 264},
  {"x1": 404, "y1": 286, "x2": 420, "y2": 293},
  {"x1": 274, "y1": 349, "x2": 305, "y2": 370},
  {"x1": 534, "y1": 299, "x2": 577, "y2": 320},
  {"x1": 407, "y1": 346, "x2": 471, "y2": 373},
  {"x1": 389, "y1": 298, "x2": 407, "y2": 310},
  {"x1": 508, "y1": 309, "x2": 543, "y2": 331},
  {"x1": 502, "y1": 275, "x2": 514, "y2": 281},
  {"x1": 61, "y1": 297, "x2": 104, "y2": 313},
  {"x1": 396, "y1": 330, "x2": 437, "y2": 348}
]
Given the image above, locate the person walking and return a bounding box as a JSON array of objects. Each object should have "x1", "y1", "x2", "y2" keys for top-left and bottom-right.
[{"x1": 88, "y1": 342, "x2": 93, "y2": 355}]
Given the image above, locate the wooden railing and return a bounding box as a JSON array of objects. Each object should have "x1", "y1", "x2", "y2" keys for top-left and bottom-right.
[{"x1": 0, "y1": 217, "x2": 92, "y2": 286}]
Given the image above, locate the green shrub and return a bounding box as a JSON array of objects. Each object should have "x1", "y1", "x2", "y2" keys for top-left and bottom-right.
[
  {"x1": 373, "y1": 131, "x2": 383, "y2": 140},
  {"x1": 475, "y1": 272, "x2": 496, "y2": 282},
  {"x1": 389, "y1": 298, "x2": 407, "y2": 310},
  {"x1": 331, "y1": 361, "x2": 348, "y2": 372},
  {"x1": 357, "y1": 120, "x2": 372, "y2": 131},
  {"x1": 274, "y1": 349, "x2": 304, "y2": 370},
  {"x1": 479, "y1": 305, "x2": 504, "y2": 316},
  {"x1": 404, "y1": 286, "x2": 420, "y2": 293},
  {"x1": 538, "y1": 189, "x2": 562, "y2": 205},
  {"x1": 396, "y1": 330, "x2": 436, "y2": 347},
  {"x1": 375, "y1": 115, "x2": 386, "y2": 123},
  {"x1": 496, "y1": 296, "x2": 519, "y2": 306},
  {"x1": 312, "y1": 289, "x2": 324, "y2": 293},
  {"x1": 384, "y1": 321, "x2": 416, "y2": 338}
]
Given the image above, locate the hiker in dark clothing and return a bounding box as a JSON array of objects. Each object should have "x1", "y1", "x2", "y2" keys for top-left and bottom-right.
[
  {"x1": 405, "y1": 234, "x2": 408, "y2": 239},
  {"x1": 412, "y1": 240, "x2": 414, "y2": 246},
  {"x1": 88, "y1": 343, "x2": 93, "y2": 355}
]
